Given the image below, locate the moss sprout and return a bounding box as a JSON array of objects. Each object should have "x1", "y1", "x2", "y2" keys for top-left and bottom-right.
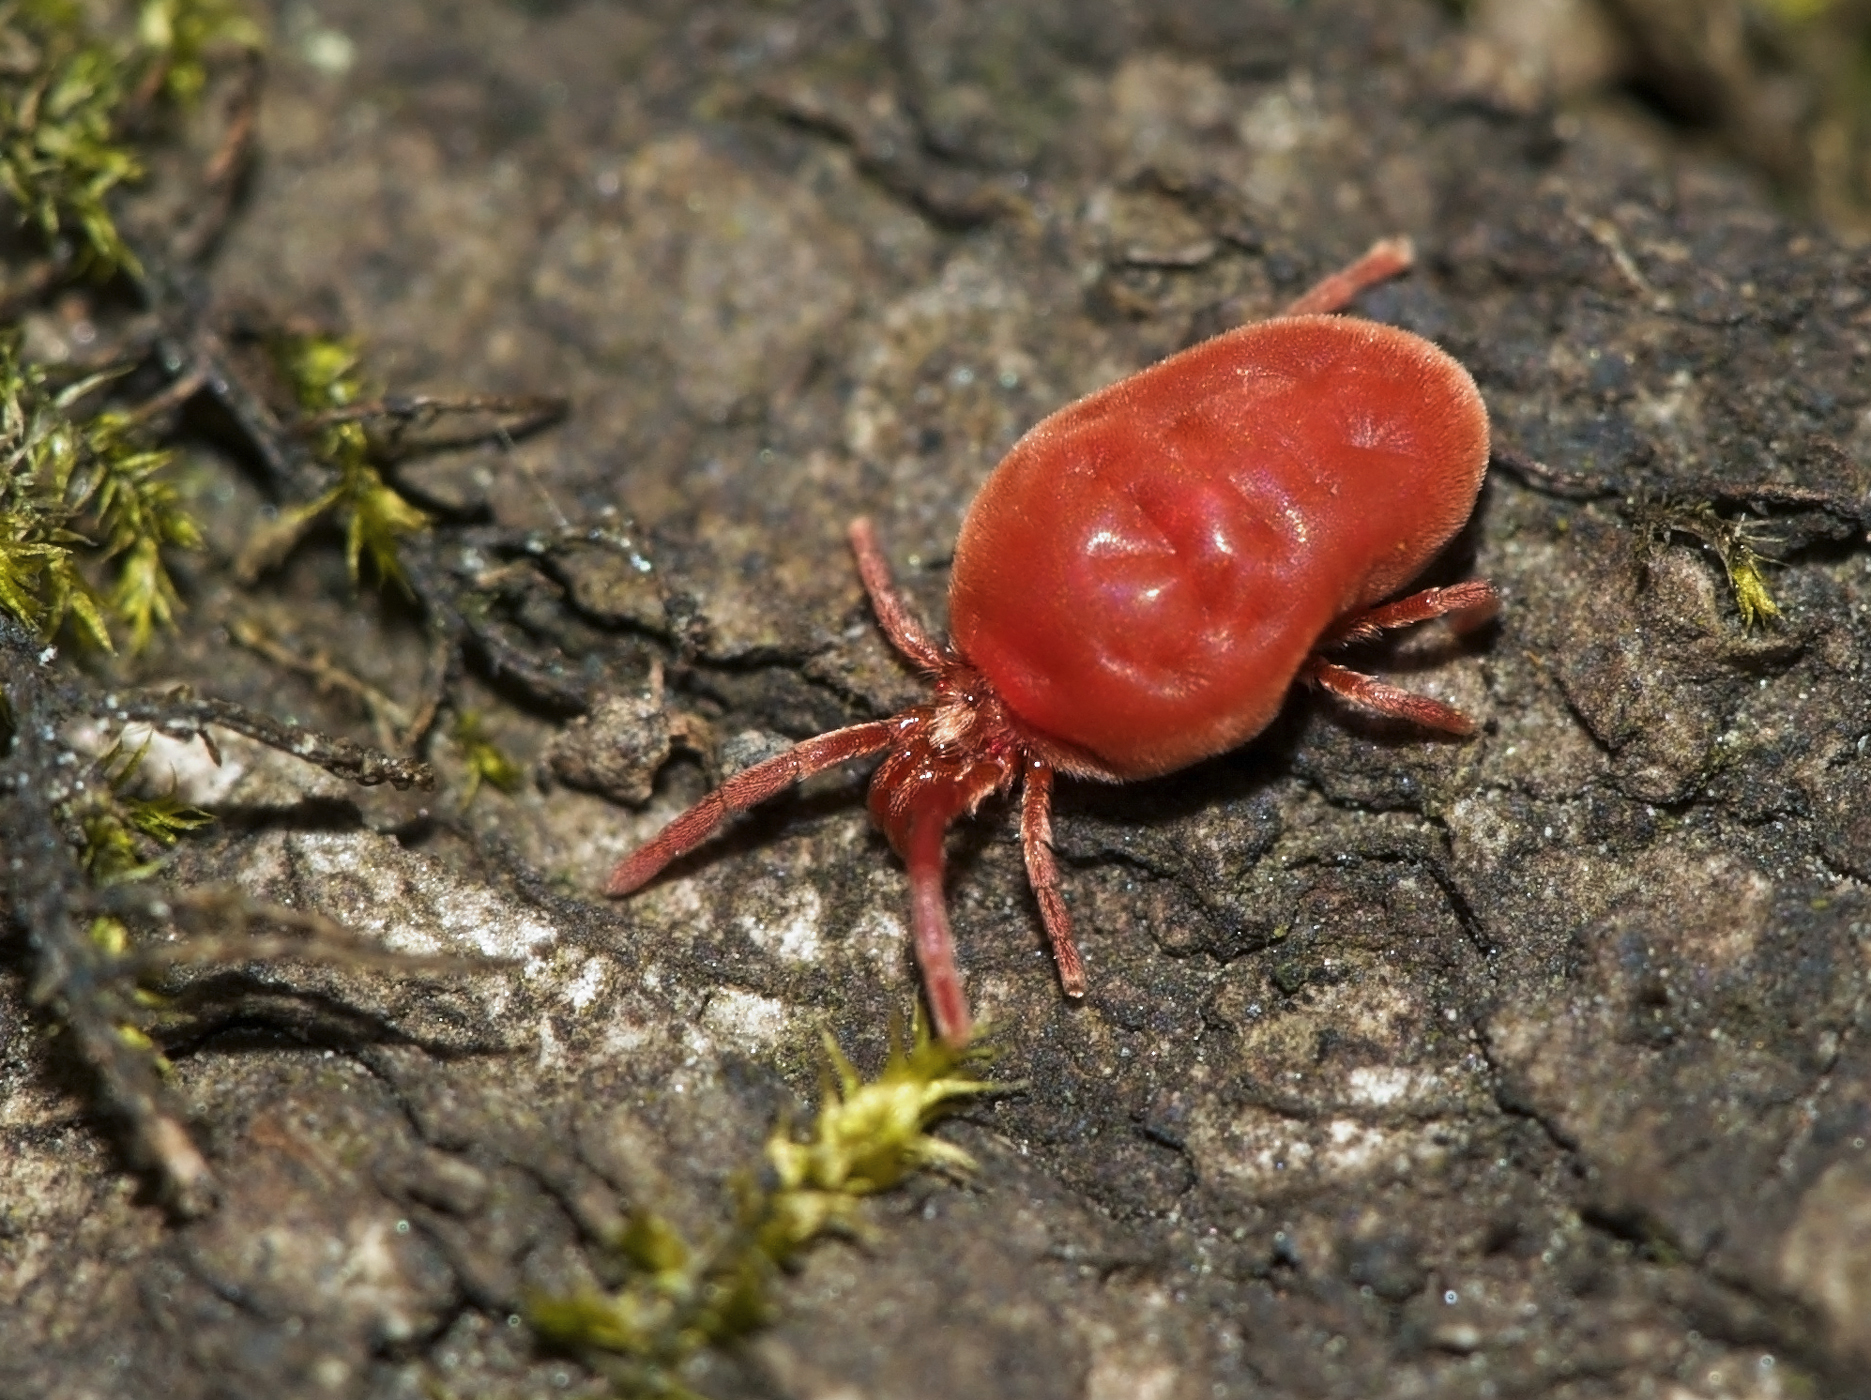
[
  {"x1": 266, "y1": 333, "x2": 430, "y2": 592},
  {"x1": 529, "y1": 1023, "x2": 996, "y2": 1398},
  {"x1": 1635, "y1": 500, "x2": 1784, "y2": 630},
  {"x1": 0, "y1": 338, "x2": 120, "y2": 649},
  {"x1": 1720, "y1": 543, "x2": 1782, "y2": 630},
  {"x1": 451, "y1": 708, "x2": 523, "y2": 806}
]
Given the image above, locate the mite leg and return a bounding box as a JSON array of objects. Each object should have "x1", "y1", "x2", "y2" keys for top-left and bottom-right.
[
  {"x1": 1302, "y1": 660, "x2": 1477, "y2": 736},
  {"x1": 606, "y1": 720, "x2": 897, "y2": 896},
  {"x1": 848, "y1": 518, "x2": 945, "y2": 672},
  {"x1": 1318, "y1": 580, "x2": 1499, "y2": 648},
  {"x1": 1020, "y1": 761, "x2": 1087, "y2": 998},
  {"x1": 1281, "y1": 237, "x2": 1416, "y2": 316},
  {"x1": 1302, "y1": 580, "x2": 1497, "y2": 734},
  {"x1": 903, "y1": 812, "x2": 973, "y2": 1046}
]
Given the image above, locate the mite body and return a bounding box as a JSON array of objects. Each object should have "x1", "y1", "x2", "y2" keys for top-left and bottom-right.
[{"x1": 610, "y1": 239, "x2": 1495, "y2": 1045}]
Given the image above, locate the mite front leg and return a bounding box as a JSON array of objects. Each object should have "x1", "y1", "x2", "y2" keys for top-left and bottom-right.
[
  {"x1": 607, "y1": 720, "x2": 896, "y2": 896},
  {"x1": 1281, "y1": 237, "x2": 1416, "y2": 316},
  {"x1": 848, "y1": 517, "x2": 945, "y2": 673}
]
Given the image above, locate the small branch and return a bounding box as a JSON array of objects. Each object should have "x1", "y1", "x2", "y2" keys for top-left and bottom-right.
[
  {"x1": 0, "y1": 254, "x2": 71, "y2": 322},
  {"x1": 296, "y1": 391, "x2": 570, "y2": 459},
  {"x1": 1493, "y1": 447, "x2": 1870, "y2": 533},
  {"x1": 401, "y1": 626, "x2": 459, "y2": 750},
  {"x1": 116, "y1": 362, "x2": 213, "y2": 429},
  {"x1": 228, "y1": 616, "x2": 412, "y2": 751},
  {"x1": 170, "y1": 50, "x2": 267, "y2": 267},
  {"x1": 157, "y1": 313, "x2": 333, "y2": 498},
  {"x1": 1490, "y1": 448, "x2": 1620, "y2": 501},
  {"x1": 115, "y1": 886, "x2": 514, "y2": 977},
  {"x1": 112, "y1": 693, "x2": 435, "y2": 789},
  {"x1": 403, "y1": 537, "x2": 592, "y2": 714},
  {"x1": 747, "y1": 80, "x2": 1035, "y2": 231}
]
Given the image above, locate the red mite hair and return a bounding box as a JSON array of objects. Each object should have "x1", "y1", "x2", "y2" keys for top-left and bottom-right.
[{"x1": 608, "y1": 238, "x2": 1496, "y2": 1046}]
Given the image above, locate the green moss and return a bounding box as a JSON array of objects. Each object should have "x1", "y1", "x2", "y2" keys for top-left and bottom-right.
[
  {"x1": 1723, "y1": 547, "x2": 1781, "y2": 629},
  {"x1": 136, "y1": 0, "x2": 266, "y2": 106},
  {"x1": 1, "y1": 2, "x2": 144, "y2": 277},
  {"x1": 452, "y1": 709, "x2": 523, "y2": 806},
  {"x1": 1, "y1": 0, "x2": 264, "y2": 277},
  {"x1": 0, "y1": 0, "x2": 262, "y2": 653},
  {"x1": 529, "y1": 1023, "x2": 995, "y2": 1397},
  {"x1": 0, "y1": 341, "x2": 118, "y2": 650},
  {"x1": 83, "y1": 410, "x2": 204, "y2": 650},
  {"x1": 77, "y1": 734, "x2": 212, "y2": 881},
  {"x1": 0, "y1": 333, "x2": 207, "y2": 651},
  {"x1": 270, "y1": 334, "x2": 430, "y2": 592}
]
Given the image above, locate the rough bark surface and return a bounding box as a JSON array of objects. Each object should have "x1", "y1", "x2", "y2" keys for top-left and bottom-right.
[{"x1": 5, "y1": 2, "x2": 1871, "y2": 1398}]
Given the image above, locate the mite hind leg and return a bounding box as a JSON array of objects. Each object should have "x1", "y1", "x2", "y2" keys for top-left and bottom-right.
[
  {"x1": 1319, "y1": 580, "x2": 1499, "y2": 648},
  {"x1": 1020, "y1": 761, "x2": 1086, "y2": 998},
  {"x1": 1303, "y1": 579, "x2": 1500, "y2": 735},
  {"x1": 1303, "y1": 661, "x2": 1479, "y2": 736}
]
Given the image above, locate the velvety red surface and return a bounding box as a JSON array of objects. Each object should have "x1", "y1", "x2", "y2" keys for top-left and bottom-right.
[{"x1": 950, "y1": 315, "x2": 1490, "y2": 777}]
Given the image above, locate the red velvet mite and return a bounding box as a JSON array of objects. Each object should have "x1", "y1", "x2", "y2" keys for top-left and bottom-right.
[{"x1": 609, "y1": 238, "x2": 1495, "y2": 1046}]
